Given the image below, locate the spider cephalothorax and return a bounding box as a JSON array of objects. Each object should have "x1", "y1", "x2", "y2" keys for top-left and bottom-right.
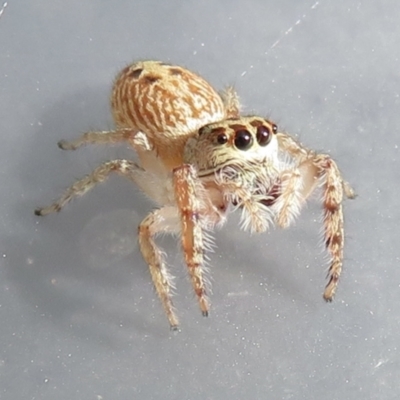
[
  {"x1": 35, "y1": 60, "x2": 355, "y2": 330},
  {"x1": 186, "y1": 117, "x2": 279, "y2": 174},
  {"x1": 184, "y1": 117, "x2": 287, "y2": 234}
]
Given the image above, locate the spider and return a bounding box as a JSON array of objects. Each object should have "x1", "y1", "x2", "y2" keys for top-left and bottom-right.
[{"x1": 35, "y1": 60, "x2": 355, "y2": 330}]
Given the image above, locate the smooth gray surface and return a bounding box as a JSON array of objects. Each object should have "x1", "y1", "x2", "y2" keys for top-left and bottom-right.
[{"x1": 1, "y1": 1, "x2": 398, "y2": 399}]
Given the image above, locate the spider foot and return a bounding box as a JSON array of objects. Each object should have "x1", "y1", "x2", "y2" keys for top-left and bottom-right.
[
  {"x1": 323, "y1": 272, "x2": 339, "y2": 302},
  {"x1": 170, "y1": 324, "x2": 180, "y2": 332},
  {"x1": 34, "y1": 208, "x2": 43, "y2": 216},
  {"x1": 58, "y1": 139, "x2": 76, "y2": 150},
  {"x1": 34, "y1": 205, "x2": 60, "y2": 216}
]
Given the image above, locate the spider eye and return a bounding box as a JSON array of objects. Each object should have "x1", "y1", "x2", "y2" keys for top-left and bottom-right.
[
  {"x1": 198, "y1": 126, "x2": 207, "y2": 136},
  {"x1": 272, "y1": 124, "x2": 278, "y2": 134},
  {"x1": 256, "y1": 125, "x2": 272, "y2": 146},
  {"x1": 217, "y1": 133, "x2": 228, "y2": 144},
  {"x1": 234, "y1": 130, "x2": 253, "y2": 150}
]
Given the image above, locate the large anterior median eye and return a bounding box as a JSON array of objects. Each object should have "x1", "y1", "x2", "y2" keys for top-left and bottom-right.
[
  {"x1": 234, "y1": 130, "x2": 253, "y2": 150},
  {"x1": 256, "y1": 125, "x2": 272, "y2": 146}
]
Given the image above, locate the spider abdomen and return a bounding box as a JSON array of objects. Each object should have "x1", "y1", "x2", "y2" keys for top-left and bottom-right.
[{"x1": 111, "y1": 61, "x2": 225, "y2": 140}]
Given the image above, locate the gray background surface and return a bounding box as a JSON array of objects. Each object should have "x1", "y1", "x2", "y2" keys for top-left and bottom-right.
[{"x1": 0, "y1": 1, "x2": 398, "y2": 399}]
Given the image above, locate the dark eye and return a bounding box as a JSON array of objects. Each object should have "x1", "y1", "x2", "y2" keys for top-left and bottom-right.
[
  {"x1": 256, "y1": 126, "x2": 272, "y2": 146},
  {"x1": 234, "y1": 130, "x2": 253, "y2": 150},
  {"x1": 217, "y1": 133, "x2": 228, "y2": 144},
  {"x1": 272, "y1": 124, "x2": 278, "y2": 134}
]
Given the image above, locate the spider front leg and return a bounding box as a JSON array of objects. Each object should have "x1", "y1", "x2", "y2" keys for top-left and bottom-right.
[
  {"x1": 315, "y1": 155, "x2": 348, "y2": 301},
  {"x1": 172, "y1": 165, "x2": 210, "y2": 318},
  {"x1": 277, "y1": 132, "x2": 355, "y2": 300},
  {"x1": 276, "y1": 132, "x2": 356, "y2": 199},
  {"x1": 291, "y1": 153, "x2": 351, "y2": 301}
]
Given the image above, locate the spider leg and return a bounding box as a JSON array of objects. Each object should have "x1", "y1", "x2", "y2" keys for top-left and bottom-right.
[
  {"x1": 220, "y1": 86, "x2": 241, "y2": 118},
  {"x1": 277, "y1": 132, "x2": 355, "y2": 300},
  {"x1": 35, "y1": 159, "x2": 142, "y2": 215},
  {"x1": 276, "y1": 131, "x2": 309, "y2": 161},
  {"x1": 290, "y1": 153, "x2": 350, "y2": 301},
  {"x1": 58, "y1": 128, "x2": 135, "y2": 150},
  {"x1": 276, "y1": 132, "x2": 356, "y2": 199},
  {"x1": 57, "y1": 127, "x2": 166, "y2": 176},
  {"x1": 173, "y1": 165, "x2": 210, "y2": 318},
  {"x1": 57, "y1": 128, "x2": 161, "y2": 169},
  {"x1": 35, "y1": 153, "x2": 180, "y2": 327},
  {"x1": 316, "y1": 155, "x2": 347, "y2": 301},
  {"x1": 138, "y1": 207, "x2": 180, "y2": 330}
]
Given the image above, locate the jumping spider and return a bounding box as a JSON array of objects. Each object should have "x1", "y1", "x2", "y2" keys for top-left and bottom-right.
[{"x1": 35, "y1": 60, "x2": 355, "y2": 330}]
